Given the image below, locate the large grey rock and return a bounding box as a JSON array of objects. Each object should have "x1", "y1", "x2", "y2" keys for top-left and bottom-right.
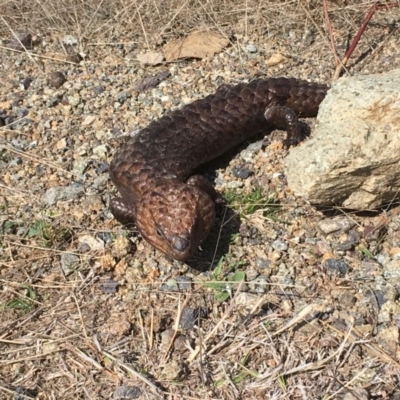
[{"x1": 285, "y1": 69, "x2": 400, "y2": 209}]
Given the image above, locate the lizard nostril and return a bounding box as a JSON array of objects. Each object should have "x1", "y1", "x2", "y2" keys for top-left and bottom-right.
[{"x1": 171, "y1": 236, "x2": 190, "y2": 253}]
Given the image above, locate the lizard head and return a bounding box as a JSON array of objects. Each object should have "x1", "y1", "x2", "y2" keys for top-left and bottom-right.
[{"x1": 135, "y1": 181, "x2": 215, "y2": 261}]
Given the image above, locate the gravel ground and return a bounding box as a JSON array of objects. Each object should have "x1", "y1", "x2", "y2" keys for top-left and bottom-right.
[{"x1": 2, "y1": 1, "x2": 400, "y2": 399}]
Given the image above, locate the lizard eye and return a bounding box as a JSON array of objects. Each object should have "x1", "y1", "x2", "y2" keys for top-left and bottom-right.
[{"x1": 155, "y1": 225, "x2": 163, "y2": 238}]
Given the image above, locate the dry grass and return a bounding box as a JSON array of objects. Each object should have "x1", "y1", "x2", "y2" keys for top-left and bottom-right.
[{"x1": 1, "y1": 0, "x2": 400, "y2": 399}]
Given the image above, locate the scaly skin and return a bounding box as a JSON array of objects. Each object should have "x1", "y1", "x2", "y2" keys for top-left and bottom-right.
[{"x1": 110, "y1": 78, "x2": 328, "y2": 261}]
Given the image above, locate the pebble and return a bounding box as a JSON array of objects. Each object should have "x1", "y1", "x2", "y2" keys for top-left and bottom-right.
[
  {"x1": 272, "y1": 239, "x2": 288, "y2": 251},
  {"x1": 322, "y1": 258, "x2": 349, "y2": 275},
  {"x1": 234, "y1": 292, "x2": 260, "y2": 310},
  {"x1": 160, "y1": 278, "x2": 179, "y2": 291},
  {"x1": 102, "y1": 280, "x2": 119, "y2": 294},
  {"x1": 318, "y1": 217, "x2": 356, "y2": 235},
  {"x1": 245, "y1": 267, "x2": 258, "y2": 281},
  {"x1": 231, "y1": 165, "x2": 251, "y2": 179},
  {"x1": 176, "y1": 275, "x2": 192, "y2": 291},
  {"x1": 93, "y1": 144, "x2": 109, "y2": 159},
  {"x1": 62, "y1": 35, "x2": 78, "y2": 45},
  {"x1": 180, "y1": 307, "x2": 207, "y2": 330},
  {"x1": 93, "y1": 85, "x2": 105, "y2": 95},
  {"x1": 43, "y1": 183, "x2": 84, "y2": 205},
  {"x1": 60, "y1": 253, "x2": 80, "y2": 275},
  {"x1": 269, "y1": 251, "x2": 282, "y2": 262},
  {"x1": 73, "y1": 158, "x2": 90, "y2": 176},
  {"x1": 248, "y1": 276, "x2": 270, "y2": 294},
  {"x1": 95, "y1": 161, "x2": 110, "y2": 175},
  {"x1": 67, "y1": 94, "x2": 81, "y2": 107},
  {"x1": 77, "y1": 234, "x2": 105, "y2": 251},
  {"x1": 96, "y1": 231, "x2": 114, "y2": 245},
  {"x1": 66, "y1": 52, "x2": 83, "y2": 64},
  {"x1": 383, "y1": 260, "x2": 400, "y2": 279},
  {"x1": 256, "y1": 258, "x2": 271, "y2": 269},
  {"x1": 113, "y1": 385, "x2": 141, "y2": 399},
  {"x1": 245, "y1": 43, "x2": 258, "y2": 53},
  {"x1": 7, "y1": 33, "x2": 32, "y2": 50},
  {"x1": 48, "y1": 71, "x2": 66, "y2": 89}
]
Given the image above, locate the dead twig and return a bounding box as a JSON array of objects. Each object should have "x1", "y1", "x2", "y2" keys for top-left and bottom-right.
[{"x1": 325, "y1": 1, "x2": 400, "y2": 80}]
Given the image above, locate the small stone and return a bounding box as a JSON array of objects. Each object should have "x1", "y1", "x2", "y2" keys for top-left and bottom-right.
[
  {"x1": 160, "y1": 328, "x2": 175, "y2": 347},
  {"x1": 383, "y1": 259, "x2": 400, "y2": 279},
  {"x1": 265, "y1": 53, "x2": 286, "y2": 66},
  {"x1": 372, "y1": 290, "x2": 386, "y2": 307},
  {"x1": 96, "y1": 231, "x2": 114, "y2": 245},
  {"x1": 68, "y1": 95, "x2": 81, "y2": 107},
  {"x1": 241, "y1": 149, "x2": 257, "y2": 162},
  {"x1": 231, "y1": 165, "x2": 251, "y2": 179},
  {"x1": 245, "y1": 267, "x2": 259, "y2": 281},
  {"x1": 82, "y1": 115, "x2": 96, "y2": 126},
  {"x1": 102, "y1": 280, "x2": 119, "y2": 294},
  {"x1": 56, "y1": 138, "x2": 67, "y2": 150},
  {"x1": 234, "y1": 292, "x2": 261, "y2": 310},
  {"x1": 116, "y1": 91, "x2": 131, "y2": 103},
  {"x1": 14, "y1": 386, "x2": 37, "y2": 400},
  {"x1": 73, "y1": 158, "x2": 90, "y2": 176},
  {"x1": 176, "y1": 275, "x2": 192, "y2": 291},
  {"x1": 112, "y1": 127, "x2": 123, "y2": 137},
  {"x1": 77, "y1": 242, "x2": 90, "y2": 253},
  {"x1": 60, "y1": 253, "x2": 80, "y2": 275},
  {"x1": 22, "y1": 77, "x2": 33, "y2": 90},
  {"x1": 256, "y1": 258, "x2": 271, "y2": 269},
  {"x1": 180, "y1": 307, "x2": 207, "y2": 330},
  {"x1": 113, "y1": 236, "x2": 131, "y2": 257},
  {"x1": 96, "y1": 161, "x2": 110, "y2": 175},
  {"x1": 78, "y1": 234, "x2": 105, "y2": 251},
  {"x1": 134, "y1": 71, "x2": 171, "y2": 92},
  {"x1": 66, "y1": 52, "x2": 83, "y2": 64},
  {"x1": 270, "y1": 251, "x2": 282, "y2": 262},
  {"x1": 248, "y1": 276, "x2": 270, "y2": 294},
  {"x1": 272, "y1": 239, "x2": 288, "y2": 251},
  {"x1": 347, "y1": 229, "x2": 361, "y2": 244},
  {"x1": 343, "y1": 389, "x2": 368, "y2": 400},
  {"x1": 162, "y1": 359, "x2": 182, "y2": 380},
  {"x1": 113, "y1": 386, "x2": 141, "y2": 399},
  {"x1": 245, "y1": 43, "x2": 258, "y2": 53},
  {"x1": 48, "y1": 71, "x2": 66, "y2": 89},
  {"x1": 43, "y1": 183, "x2": 84, "y2": 205},
  {"x1": 378, "y1": 310, "x2": 391, "y2": 323},
  {"x1": 7, "y1": 33, "x2": 33, "y2": 50},
  {"x1": 318, "y1": 217, "x2": 356, "y2": 235},
  {"x1": 338, "y1": 291, "x2": 356, "y2": 308},
  {"x1": 160, "y1": 278, "x2": 179, "y2": 291},
  {"x1": 62, "y1": 35, "x2": 78, "y2": 45},
  {"x1": 381, "y1": 300, "x2": 400, "y2": 315},
  {"x1": 94, "y1": 85, "x2": 105, "y2": 95},
  {"x1": 93, "y1": 144, "x2": 109, "y2": 159},
  {"x1": 333, "y1": 241, "x2": 354, "y2": 251},
  {"x1": 352, "y1": 368, "x2": 376, "y2": 386},
  {"x1": 246, "y1": 140, "x2": 263, "y2": 153},
  {"x1": 376, "y1": 326, "x2": 398, "y2": 354},
  {"x1": 322, "y1": 258, "x2": 349, "y2": 275},
  {"x1": 174, "y1": 334, "x2": 189, "y2": 352},
  {"x1": 99, "y1": 312, "x2": 131, "y2": 338}
]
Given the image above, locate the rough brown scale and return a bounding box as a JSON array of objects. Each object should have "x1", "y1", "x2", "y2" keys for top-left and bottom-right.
[{"x1": 110, "y1": 78, "x2": 328, "y2": 261}]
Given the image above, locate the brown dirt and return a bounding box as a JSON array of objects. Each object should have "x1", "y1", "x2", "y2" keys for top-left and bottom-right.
[{"x1": 1, "y1": 1, "x2": 400, "y2": 399}]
